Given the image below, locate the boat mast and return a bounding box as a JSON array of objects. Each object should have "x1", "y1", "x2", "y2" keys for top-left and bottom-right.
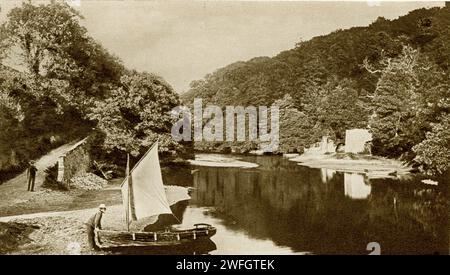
[{"x1": 126, "y1": 153, "x2": 131, "y2": 231}]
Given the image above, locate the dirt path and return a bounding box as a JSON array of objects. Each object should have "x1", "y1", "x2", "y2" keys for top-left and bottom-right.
[
  {"x1": 0, "y1": 140, "x2": 193, "y2": 254},
  {"x1": 0, "y1": 142, "x2": 121, "y2": 220},
  {"x1": 0, "y1": 205, "x2": 125, "y2": 230},
  {"x1": 0, "y1": 140, "x2": 102, "y2": 216},
  {"x1": 0, "y1": 192, "x2": 190, "y2": 255},
  {"x1": 0, "y1": 205, "x2": 124, "y2": 255}
]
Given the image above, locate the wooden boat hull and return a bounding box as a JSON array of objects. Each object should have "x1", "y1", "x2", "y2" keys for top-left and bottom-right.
[{"x1": 95, "y1": 223, "x2": 216, "y2": 249}]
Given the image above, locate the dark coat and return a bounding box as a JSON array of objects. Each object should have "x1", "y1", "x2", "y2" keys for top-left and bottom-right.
[
  {"x1": 86, "y1": 211, "x2": 103, "y2": 229},
  {"x1": 28, "y1": 165, "x2": 37, "y2": 177}
]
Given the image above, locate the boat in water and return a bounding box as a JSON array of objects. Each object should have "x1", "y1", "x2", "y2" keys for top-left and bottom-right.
[{"x1": 95, "y1": 141, "x2": 216, "y2": 249}]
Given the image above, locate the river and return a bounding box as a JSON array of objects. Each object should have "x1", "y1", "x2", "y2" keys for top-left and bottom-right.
[{"x1": 164, "y1": 154, "x2": 448, "y2": 255}]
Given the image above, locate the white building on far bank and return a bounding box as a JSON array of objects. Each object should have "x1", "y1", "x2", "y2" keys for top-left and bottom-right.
[{"x1": 344, "y1": 129, "x2": 372, "y2": 154}]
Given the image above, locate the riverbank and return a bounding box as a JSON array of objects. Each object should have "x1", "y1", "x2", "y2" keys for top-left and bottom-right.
[
  {"x1": 0, "y1": 205, "x2": 124, "y2": 254},
  {"x1": 0, "y1": 142, "x2": 123, "y2": 217},
  {"x1": 0, "y1": 185, "x2": 192, "y2": 255},
  {"x1": 0, "y1": 139, "x2": 192, "y2": 254},
  {"x1": 189, "y1": 152, "x2": 413, "y2": 179},
  {"x1": 288, "y1": 152, "x2": 413, "y2": 179}
]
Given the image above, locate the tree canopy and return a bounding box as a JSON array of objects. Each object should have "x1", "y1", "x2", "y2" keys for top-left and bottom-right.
[
  {"x1": 0, "y1": 1, "x2": 188, "y2": 179},
  {"x1": 89, "y1": 72, "x2": 182, "y2": 156},
  {"x1": 182, "y1": 5, "x2": 450, "y2": 176}
]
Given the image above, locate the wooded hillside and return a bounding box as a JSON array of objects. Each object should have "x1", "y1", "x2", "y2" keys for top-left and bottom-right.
[{"x1": 182, "y1": 6, "x2": 450, "y2": 176}]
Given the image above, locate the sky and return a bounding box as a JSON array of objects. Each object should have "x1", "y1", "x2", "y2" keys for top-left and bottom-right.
[{"x1": 0, "y1": 1, "x2": 445, "y2": 93}]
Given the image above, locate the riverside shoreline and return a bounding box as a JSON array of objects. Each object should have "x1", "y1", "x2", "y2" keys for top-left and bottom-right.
[{"x1": 287, "y1": 153, "x2": 413, "y2": 179}]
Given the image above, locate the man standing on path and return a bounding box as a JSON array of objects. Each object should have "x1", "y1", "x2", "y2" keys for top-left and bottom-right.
[
  {"x1": 85, "y1": 204, "x2": 106, "y2": 250},
  {"x1": 27, "y1": 161, "x2": 38, "y2": 192}
]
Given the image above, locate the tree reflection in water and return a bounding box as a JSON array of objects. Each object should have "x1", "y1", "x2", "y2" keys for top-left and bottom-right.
[{"x1": 189, "y1": 155, "x2": 448, "y2": 255}]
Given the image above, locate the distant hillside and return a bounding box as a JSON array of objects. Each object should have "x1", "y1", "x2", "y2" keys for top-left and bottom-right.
[
  {"x1": 181, "y1": 6, "x2": 450, "y2": 177},
  {"x1": 182, "y1": 6, "x2": 449, "y2": 107}
]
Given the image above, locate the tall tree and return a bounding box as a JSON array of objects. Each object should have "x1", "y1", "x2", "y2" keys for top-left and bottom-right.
[
  {"x1": 89, "y1": 72, "x2": 182, "y2": 156},
  {"x1": 1, "y1": 1, "x2": 87, "y2": 77},
  {"x1": 274, "y1": 94, "x2": 320, "y2": 153},
  {"x1": 368, "y1": 46, "x2": 423, "y2": 157},
  {"x1": 0, "y1": 0, "x2": 124, "y2": 110},
  {"x1": 315, "y1": 78, "x2": 369, "y2": 140},
  {"x1": 368, "y1": 45, "x2": 449, "y2": 160},
  {"x1": 413, "y1": 113, "x2": 450, "y2": 176}
]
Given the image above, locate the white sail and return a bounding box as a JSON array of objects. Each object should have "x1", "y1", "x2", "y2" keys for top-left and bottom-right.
[{"x1": 121, "y1": 142, "x2": 173, "y2": 223}]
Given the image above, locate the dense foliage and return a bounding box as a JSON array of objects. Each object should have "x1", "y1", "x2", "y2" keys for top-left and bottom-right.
[
  {"x1": 88, "y1": 72, "x2": 183, "y2": 157},
  {"x1": 0, "y1": 1, "x2": 189, "y2": 181},
  {"x1": 369, "y1": 46, "x2": 450, "y2": 161},
  {"x1": 182, "y1": 6, "x2": 450, "y2": 176},
  {"x1": 1, "y1": 0, "x2": 124, "y2": 104},
  {"x1": 413, "y1": 113, "x2": 450, "y2": 176}
]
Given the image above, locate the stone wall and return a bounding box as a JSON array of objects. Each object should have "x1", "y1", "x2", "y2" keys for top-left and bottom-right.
[{"x1": 57, "y1": 138, "x2": 90, "y2": 189}]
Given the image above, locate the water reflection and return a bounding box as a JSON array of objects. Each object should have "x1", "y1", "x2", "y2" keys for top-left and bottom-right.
[
  {"x1": 187, "y1": 155, "x2": 448, "y2": 255},
  {"x1": 344, "y1": 173, "x2": 371, "y2": 200},
  {"x1": 320, "y1": 168, "x2": 336, "y2": 184}
]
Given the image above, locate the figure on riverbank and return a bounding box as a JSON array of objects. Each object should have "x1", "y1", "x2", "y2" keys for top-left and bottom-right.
[
  {"x1": 27, "y1": 161, "x2": 37, "y2": 192},
  {"x1": 85, "y1": 204, "x2": 106, "y2": 250}
]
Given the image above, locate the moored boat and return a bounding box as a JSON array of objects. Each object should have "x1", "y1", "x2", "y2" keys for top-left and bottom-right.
[
  {"x1": 95, "y1": 142, "x2": 216, "y2": 250},
  {"x1": 96, "y1": 223, "x2": 216, "y2": 249}
]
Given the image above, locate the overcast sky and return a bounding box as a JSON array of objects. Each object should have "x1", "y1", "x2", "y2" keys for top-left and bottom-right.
[{"x1": 0, "y1": 1, "x2": 445, "y2": 93}]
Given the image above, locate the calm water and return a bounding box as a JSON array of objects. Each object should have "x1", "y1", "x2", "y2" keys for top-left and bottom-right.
[{"x1": 164, "y1": 155, "x2": 449, "y2": 255}]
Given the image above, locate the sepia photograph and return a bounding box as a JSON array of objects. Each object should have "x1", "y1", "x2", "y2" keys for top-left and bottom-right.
[{"x1": 0, "y1": 0, "x2": 449, "y2": 258}]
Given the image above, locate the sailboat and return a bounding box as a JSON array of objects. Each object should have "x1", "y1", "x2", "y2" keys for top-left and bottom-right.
[{"x1": 94, "y1": 141, "x2": 216, "y2": 249}]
